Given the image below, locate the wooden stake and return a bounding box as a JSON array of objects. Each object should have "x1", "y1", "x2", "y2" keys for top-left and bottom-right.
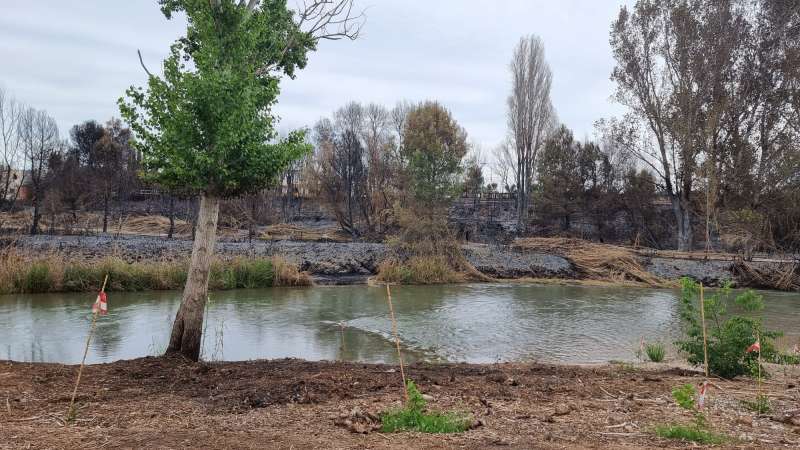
[
  {"x1": 385, "y1": 284, "x2": 408, "y2": 403},
  {"x1": 66, "y1": 274, "x2": 108, "y2": 422},
  {"x1": 699, "y1": 283, "x2": 709, "y2": 378}
]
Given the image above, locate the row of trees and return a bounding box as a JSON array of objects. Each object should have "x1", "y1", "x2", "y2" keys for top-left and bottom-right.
[
  {"x1": 490, "y1": 0, "x2": 800, "y2": 251},
  {"x1": 308, "y1": 100, "x2": 471, "y2": 237},
  {"x1": 1, "y1": 87, "x2": 139, "y2": 234},
  {"x1": 603, "y1": 0, "x2": 800, "y2": 251}
]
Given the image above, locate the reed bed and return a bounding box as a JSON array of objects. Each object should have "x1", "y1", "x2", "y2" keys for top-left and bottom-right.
[
  {"x1": 375, "y1": 256, "x2": 464, "y2": 285},
  {"x1": 0, "y1": 247, "x2": 311, "y2": 294},
  {"x1": 514, "y1": 237, "x2": 667, "y2": 287}
]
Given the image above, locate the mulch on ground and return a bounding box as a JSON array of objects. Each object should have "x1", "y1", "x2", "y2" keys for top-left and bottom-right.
[{"x1": 1, "y1": 357, "x2": 798, "y2": 449}]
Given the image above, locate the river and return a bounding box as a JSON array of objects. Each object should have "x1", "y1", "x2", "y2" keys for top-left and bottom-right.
[{"x1": 1, "y1": 283, "x2": 798, "y2": 364}]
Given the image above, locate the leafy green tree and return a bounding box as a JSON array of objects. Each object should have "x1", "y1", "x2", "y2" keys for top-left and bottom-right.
[
  {"x1": 676, "y1": 278, "x2": 781, "y2": 379},
  {"x1": 119, "y1": 0, "x2": 361, "y2": 360},
  {"x1": 403, "y1": 101, "x2": 468, "y2": 211}
]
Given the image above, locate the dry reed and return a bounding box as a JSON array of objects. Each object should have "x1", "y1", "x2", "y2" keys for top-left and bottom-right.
[{"x1": 514, "y1": 237, "x2": 668, "y2": 287}]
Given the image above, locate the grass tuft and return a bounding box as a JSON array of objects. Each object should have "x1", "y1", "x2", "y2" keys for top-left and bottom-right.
[
  {"x1": 741, "y1": 394, "x2": 771, "y2": 414},
  {"x1": 654, "y1": 424, "x2": 727, "y2": 445},
  {"x1": 380, "y1": 380, "x2": 471, "y2": 434},
  {"x1": 645, "y1": 342, "x2": 666, "y2": 362}
]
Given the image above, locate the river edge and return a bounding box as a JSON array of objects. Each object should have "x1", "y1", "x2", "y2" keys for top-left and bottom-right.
[
  {"x1": 7, "y1": 234, "x2": 795, "y2": 292},
  {"x1": 1, "y1": 356, "x2": 798, "y2": 449}
]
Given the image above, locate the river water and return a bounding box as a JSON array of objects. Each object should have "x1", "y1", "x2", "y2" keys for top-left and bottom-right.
[{"x1": 1, "y1": 283, "x2": 798, "y2": 364}]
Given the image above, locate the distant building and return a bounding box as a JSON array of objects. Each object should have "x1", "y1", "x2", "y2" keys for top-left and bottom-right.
[{"x1": 2, "y1": 168, "x2": 31, "y2": 201}]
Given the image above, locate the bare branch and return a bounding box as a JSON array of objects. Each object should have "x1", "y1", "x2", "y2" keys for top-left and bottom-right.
[{"x1": 137, "y1": 50, "x2": 155, "y2": 78}]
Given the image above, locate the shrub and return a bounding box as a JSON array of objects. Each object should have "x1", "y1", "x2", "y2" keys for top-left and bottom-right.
[
  {"x1": 676, "y1": 278, "x2": 781, "y2": 379},
  {"x1": 645, "y1": 342, "x2": 665, "y2": 363},
  {"x1": 380, "y1": 380, "x2": 471, "y2": 433}
]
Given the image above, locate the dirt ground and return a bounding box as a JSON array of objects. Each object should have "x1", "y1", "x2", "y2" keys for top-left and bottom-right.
[{"x1": 1, "y1": 357, "x2": 799, "y2": 449}]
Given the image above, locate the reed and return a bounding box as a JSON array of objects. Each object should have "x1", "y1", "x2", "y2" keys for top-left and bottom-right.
[
  {"x1": 376, "y1": 257, "x2": 463, "y2": 285},
  {"x1": 0, "y1": 247, "x2": 310, "y2": 294}
]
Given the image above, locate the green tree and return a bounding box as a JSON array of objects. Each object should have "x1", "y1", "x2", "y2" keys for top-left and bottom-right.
[
  {"x1": 119, "y1": 0, "x2": 361, "y2": 360},
  {"x1": 403, "y1": 101, "x2": 468, "y2": 211}
]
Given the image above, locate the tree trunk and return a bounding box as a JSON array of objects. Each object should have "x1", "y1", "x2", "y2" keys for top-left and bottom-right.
[
  {"x1": 30, "y1": 194, "x2": 40, "y2": 235},
  {"x1": 102, "y1": 194, "x2": 109, "y2": 233},
  {"x1": 166, "y1": 194, "x2": 220, "y2": 361},
  {"x1": 167, "y1": 195, "x2": 175, "y2": 239},
  {"x1": 671, "y1": 196, "x2": 693, "y2": 252}
]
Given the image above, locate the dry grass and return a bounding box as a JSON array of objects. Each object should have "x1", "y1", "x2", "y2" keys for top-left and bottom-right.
[
  {"x1": 733, "y1": 260, "x2": 800, "y2": 291},
  {"x1": 124, "y1": 215, "x2": 193, "y2": 236},
  {"x1": 514, "y1": 237, "x2": 668, "y2": 287},
  {"x1": 375, "y1": 257, "x2": 464, "y2": 285},
  {"x1": 260, "y1": 223, "x2": 351, "y2": 242}
]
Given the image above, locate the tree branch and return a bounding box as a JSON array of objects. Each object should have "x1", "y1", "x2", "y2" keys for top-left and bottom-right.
[{"x1": 137, "y1": 50, "x2": 155, "y2": 78}]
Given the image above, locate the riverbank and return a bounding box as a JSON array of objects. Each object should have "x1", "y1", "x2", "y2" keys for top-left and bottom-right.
[
  {"x1": 4, "y1": 234, "x2": 798, "y2": 291},
  {"x1": 1, "y1": 357, "x2": 798, "y2": 449}
]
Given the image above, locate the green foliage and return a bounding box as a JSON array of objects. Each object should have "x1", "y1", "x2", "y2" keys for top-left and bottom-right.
[
  {"x1": 741, "y1": 394, "x2": 771, "y2": 414},
  {"x1": 380, "y1": 380, "x2": 471, "y2": 434},
  {"x1": 403, "y1": 102, "x2": 468, "y2": 210},
  {"x1": 654, "y1": 383, "x2": 726, "y2": 444},
  {"x1": 672, "y1": 384, "x2": 696, "y2": 411},
  {"x1": 645, "y1": 342, "x2": 665, "y2": 362},
  {"x1": 654, "y1": 424, "x2": 726, "y2": 445},
  {"x1": 676, "y1": 278, "x2": 781, "y2": 379},
  {"x1": 119, "y1": 0, "x2": 312, "y2": 198}
]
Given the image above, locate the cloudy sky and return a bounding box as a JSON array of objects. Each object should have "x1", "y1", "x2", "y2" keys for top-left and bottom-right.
[{"x1": 1, "y1": 0, "x2": 629, "y2": 170}]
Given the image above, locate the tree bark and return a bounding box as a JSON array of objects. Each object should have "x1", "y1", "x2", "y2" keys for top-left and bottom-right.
[
  {"x1": 671, "y1": 196, "x2": 693, "y2": 252},
  {"x1": 166, "y1": 193, "x2": 220, "y2": 361},
  {"x1": 30, "y1": 193, "x2": 40, "y2": 235},
  {"x1": 102, "y1": 194, "x2": 109, "y2": 233},
  {"x1": 167, "y1": 195, "x2": 175, "y2": 239}
]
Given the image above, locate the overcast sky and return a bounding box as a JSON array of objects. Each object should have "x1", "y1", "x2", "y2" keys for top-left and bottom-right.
[{"x1": 1, "y1": 0, "x2": 629, "y2": 172}]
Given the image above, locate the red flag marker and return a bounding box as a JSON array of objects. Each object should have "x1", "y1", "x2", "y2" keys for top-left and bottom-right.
[
  {"x1": 746, "y1": 341, "x2": 760, "y2": 353},
  {"x1": 92, "y1": 291, "x2": 108, "y2": 315},
  {"x1": 698, "y1": 381, "x2": 708, "y2": 409}
]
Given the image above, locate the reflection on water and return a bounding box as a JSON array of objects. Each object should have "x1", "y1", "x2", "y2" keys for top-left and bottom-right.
[{"x1": 1, "y1": 283, "x2": 798, "y2": 364}]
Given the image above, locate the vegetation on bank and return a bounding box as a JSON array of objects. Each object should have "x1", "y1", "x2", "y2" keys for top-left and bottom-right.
[
  {"x1": 676, "y1": 278, "x2": 782, "y2": 379},
  {"x1": 375, "y1": 210, "x2": 490, "y2": 285},
  {"x1": 0, "y1": 250, "x2": 310, "y2": 294},
  {"x1": 380, "y1": 381, "x2": 472, "y2": 434},
  {"x1": 653, "y1": 384, "x2": 727, "y2": 445}
]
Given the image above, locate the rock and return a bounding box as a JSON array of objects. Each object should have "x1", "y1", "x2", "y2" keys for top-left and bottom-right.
[
  {"x1": 421, "y1": 394, "x2": 434, "y2": 402},
  {"x1": 553, "y1": 404, "x2": 572, "y2": 416},
  {"x1": 737, "y1": 415, "x2": 753, "y2": 427}
]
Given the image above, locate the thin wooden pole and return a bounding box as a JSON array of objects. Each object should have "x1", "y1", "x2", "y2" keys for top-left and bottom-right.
[
  {"x1": 66, "y1": 274, "x2": 108, "y2": 421},
  {"x1": 386, "y1": 284, "x2": 408, "y2": 403},
  {"x1": 699, "y1": 283, "x2": 709, "y2": 378}
]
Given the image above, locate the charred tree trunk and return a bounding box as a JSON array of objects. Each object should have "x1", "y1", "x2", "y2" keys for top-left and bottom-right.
[
  {"x1": 30, "y1": 190, "x2": 40, "y2": 235},
  {"x1": 166, "y1": 194, "x2": 220, "y2": 361},
  {"x1": 102, "y1": 193, "x2": 109, "y2": 233},
  {"x1": 167, "y1": 195, "x2": 175, "y2": 239}
]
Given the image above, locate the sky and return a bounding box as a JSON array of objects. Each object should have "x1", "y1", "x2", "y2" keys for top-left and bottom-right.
[{"x1": 1, "y1": 0, "x2": 629, "y2": 172}]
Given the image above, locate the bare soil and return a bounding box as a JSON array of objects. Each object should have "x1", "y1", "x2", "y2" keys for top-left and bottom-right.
[{"x1": 2, "y1": 357, "x2": 798, "y2": 449}]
